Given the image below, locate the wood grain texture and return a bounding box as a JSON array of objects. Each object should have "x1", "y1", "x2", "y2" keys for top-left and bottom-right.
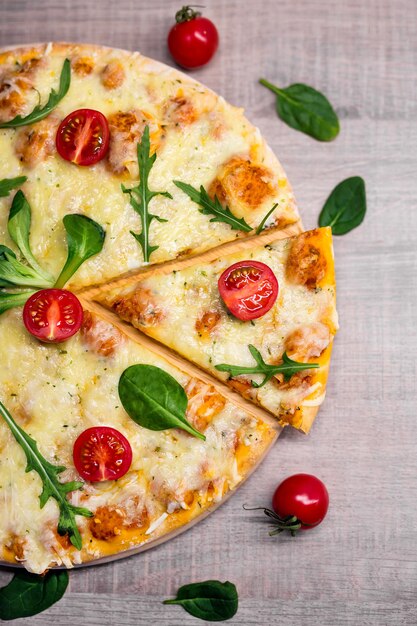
[{"x1": 1, "y1": 0, "x2": 417, "y2": 624}]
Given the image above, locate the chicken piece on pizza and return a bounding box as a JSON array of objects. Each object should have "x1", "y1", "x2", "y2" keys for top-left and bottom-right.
[{"x1": 98, "y1": 227, "x2": 338, "y2": 433}]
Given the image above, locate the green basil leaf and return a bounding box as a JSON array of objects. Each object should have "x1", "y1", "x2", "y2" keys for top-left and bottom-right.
[
  {"x1": 259, "y1": 79, "x2": 340, "y2": 141},
  {"x1": 0, "y1": 570, "x2": 68, "y2": 620},
  {"x1": 0, "y1": 59, "x2": 71, "y2": 129},
  {"x1": 318, "y1": 176, "x2": 366, "y2": 235},
  {"x1": 0, "y1": 176, "x2": 27, "y2": 197},
  {"x1": 163, "y1": 580, "x2": 238, "y2": 622},
  {"x1": 119, "y1": 364, "x2": 205, "y2": 440},
  {"x1": 0, "y1": 289, "x2": 35, "y2": 314},
  {"x1": 54, "y1": 214, "x2": 105, "y2": 288},
  {"x1": 8, "y1": 190, "x2": 54, "y2": 284}
]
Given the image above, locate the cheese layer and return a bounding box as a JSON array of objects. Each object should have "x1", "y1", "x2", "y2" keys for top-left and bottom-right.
[
  {"x1": 0, "y1": 308, "x2": 274, "y2": 573},
  {"x1": 102, "y1": 227, "x2": 338, "y2": 431}
]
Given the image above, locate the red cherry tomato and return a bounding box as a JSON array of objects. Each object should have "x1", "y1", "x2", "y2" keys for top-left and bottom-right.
[
  {"x1": 168, "y1": 6, "x2": 219, "y2": 69},
  {"x1": 218, "y1": 260, "x2": 278, "y2": 321},
  {"x1": 56, "y1": 109, "x2": 110, "y2": 166},
  {"x1": 272, "y1": 474, "x2": 329, "y2": 529},
  {"x1": 73, "y1": 426, "x2": 132, "y2": 482},
  {"x1": 23, "y1": 289, "x2": 83, "y2": 343}
]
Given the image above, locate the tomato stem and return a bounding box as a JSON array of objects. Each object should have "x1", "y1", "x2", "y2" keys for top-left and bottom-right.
[
  {"x1": 243, "y1": 505, "x2": 303, "y2": 536},
  {"x1": 175, "y1": 5, "x2": 204, "y2": 22}
]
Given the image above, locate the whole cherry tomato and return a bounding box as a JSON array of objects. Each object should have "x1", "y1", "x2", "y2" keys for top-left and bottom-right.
[
  {"x1": 56, "y1": 109, "x2": 110, "y2": 166},
  {"x1": 73, "y1": 426, "x2": 133, "y2": 482},
  {"x1": 23, "y1": 289, "x2": 83, "y2": 343},
  {"x1": 168, "y1": 6, "x2": 219, "y2": 69},
  {"x1": 218, "y1": 260, "x2": 278, "y2": 321},
  {"x1": 272, "y1": 473, "x2": 329, "y2": 530}
]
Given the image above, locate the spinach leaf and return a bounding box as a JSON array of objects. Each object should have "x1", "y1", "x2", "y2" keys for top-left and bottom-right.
[
  {"x1": 0, "y1": 176, "x2": 27, "y2": 197},
  {"x1": 8, "y1": 190, "x2": 54, "y2": 284},
  {"x1": 0, "y1": 59, "x2": 71, "y2": 129},
  {"x1": 0, "y1": 289, "x2": 36, "y2": 314},
  {"x1": 122, "y1": 126, "x2": 172, "y2": 263},
  {"x1": 54, "y1": 214, "x2": 105, "y2": 288},
  {"x1": 0, "y1": 570, "x2": 68, "y2": 621},
  {"x1": 215, "y1": 344, "x2": 319, "y2": 388},
  {"x1": 0, "y1": 249, "x2": 53, "y2": 288},
  {"x1": 174, "y1": 181, "x2": 252, "y2": 232},
  {"x1": 118, "y1": 364, "x2": 205, "y2": 440},
  {"x1": 0, "y1": 400, "x2": 92, "y2": 548},
  {"x1": 163, "y1": 580, "x2": 238, "y2": 622},
  {"x1": 259, "y1": 79, "x2": 340, "y2": 141},
  {"x1": 318, "y1": 176, "x2": 366, "y2": 234}
]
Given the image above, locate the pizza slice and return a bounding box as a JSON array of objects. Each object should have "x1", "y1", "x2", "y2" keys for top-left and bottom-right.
[
  {"x1": 0, "y1": 306, "x2": 275, "y2": 573},
  {"x1": 97, "y1": 227, "x2": 338, "y2": 432}
]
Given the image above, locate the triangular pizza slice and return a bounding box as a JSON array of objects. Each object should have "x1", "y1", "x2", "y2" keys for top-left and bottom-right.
[
  {"x1": 0, "y1": 306, "x2": 275, "y2": 573},
  {"x1": 98, "y1": 227, "x2": 338, "y2": 433}
]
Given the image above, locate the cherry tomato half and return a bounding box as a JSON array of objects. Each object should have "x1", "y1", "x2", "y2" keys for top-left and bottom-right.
[
  {"x1": 23, "y1": 289, "x2": 83, "y2": 343},
  {"x1": 272, "y1": 474, "x2": 329, "y2": 529},
  {"x1": 218, "y1": 260, "x2": 278, "y2": 321},
  {"x1": 73, "y1": 426, "x2": 133, "y2": 482},
  {"x1": 56, "y1": 108, "x2": 110, "y2": 166},
  {"x1": 168, "y1": 6, "x2": 219, "y2": 69}
]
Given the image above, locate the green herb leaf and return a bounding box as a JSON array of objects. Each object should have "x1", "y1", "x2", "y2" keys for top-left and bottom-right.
[
  {"x1": 0, "y1": 570, "x2": 68, "y2": 621},
  {"x1": 318, "y1": 176, "x2": 366, "y2": 235},
  {"x1": 54, "y1": 214, "x2": 105, "y2": 288},
  {"x1": 0, "y1": 289, "x2": 36, "y2": 314},
  {"x1": 122, "y1": 126, "x2": 172, "y2": 263},
  {"x1": 259, "y1": 79, "x2": 340, "y2": 142},
  {"x1": 0, "y1": 59, "x2": 71, "y2": 129},
  {"x1": 0, "y1": 176, "x2": 27, "y2": 197},
  {"x1": 118, "y1": 364, "x2": 205, "y2": 440},
  {"x1": 174, "y1": 180, "x2": 252, "y2": 232},
  {"x1": 255, "y1": 203, "x2": 278, "y2": 235},
  {"x1": 0, "y1": 250, "x2": 53, "y2": 288},
  {"x1": 215, "y1": 344, "x2": 319, "y2": 388},
  {"x1": 8, "y1": 190, "x2": 54, "y2": 284},
  {"x1": 0, "y1": 400, "x2": 92, "y2": 548},
  {"x1": 163, "y1": 580, "x2": 238, "y2": 622}
]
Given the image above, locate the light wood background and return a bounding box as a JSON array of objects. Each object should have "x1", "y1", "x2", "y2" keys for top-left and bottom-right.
[{"x1": 1, "y1": 0, "x2": 416, "y2": 624}]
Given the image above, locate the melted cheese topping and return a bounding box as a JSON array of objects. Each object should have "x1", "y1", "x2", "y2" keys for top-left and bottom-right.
[
  {"x1": 0, "y1": 44, "x2": 299, "y2": 289},
  {"x1": 104, "y1": 228, "x2": 338, "y2": 430},
  {"x1": 0, "y1": 308, "x2": 274, "y2": 573}
]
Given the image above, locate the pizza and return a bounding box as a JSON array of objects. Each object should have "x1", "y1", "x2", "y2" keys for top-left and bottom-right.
[
  {"x1": 97, "y1": 227, "x2": 338, "y2": 433},
  {"x1": 0, "y1": 43, "x2": 337, "y2": 574}
]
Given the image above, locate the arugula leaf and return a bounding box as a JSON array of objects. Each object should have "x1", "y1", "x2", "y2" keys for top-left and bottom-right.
[
  {"x1": 54, "y1": 214, "x2": 105, "y2": 288},
  {"x1": 0, "y1": 289, "x2": 36, "y2": 314},
  {"x1": 0, "y1": 176, "x2": 27, "y2": 197},
  {"x1": 122, "y1": 126, "x2": 172, "y2": 263},
  {"x1": 118, "y1": 364, "x2": 205, "y2": 440},
  {"x1": 259, "y1": 79, "x2": 340, "y2": 142},
  {"x1": 255, "y1": 203, "x2": 278, "y2": 235},
  {"x1": 215, "y1": 344, "x2": 319, "y2": 388},
  {"x1": 318, "y1": 176, "x2": 366, "y2": 235},
  {"x1": 0, "y1": 570, "x2": 68, "y2": 621},
  {"x1": 174, "y1": 180, "x2": 252, "y2": 232},
  {"x1": 0, "y1": 59, "x2": 71, "y2": 129},
  {"x1": 8, "y1": 190, "x2": 54, "y2": 284},
  {"x1": 163, "y1": 580, "x2": 238, "y2": 622},
  {"x1": 0, "y1": 400, "x2": 92, "y2": 549}
]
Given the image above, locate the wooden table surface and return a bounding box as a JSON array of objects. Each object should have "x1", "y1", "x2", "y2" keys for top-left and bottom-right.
[{"x1": 1, "y1": 0, "x2": 416, "y2": 624}]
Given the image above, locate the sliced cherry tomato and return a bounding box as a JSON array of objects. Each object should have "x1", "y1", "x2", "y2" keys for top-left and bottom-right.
[
  {"x1": 23, "y1": 289, "x2": 83, "y2": 343},
  {"x1": 272, "y1": 474, "x2": 329, "y2": 530},
  {"x1": 73, "y1": 426, "x2": 132, "y2": 482},
  {"x1": 218, "y1": 260, "x2": 278, "y2": 321},
  {"x1": 168, "y1": 6, "x2": 219, "y2": 69},
  {"x1": 56, "y1": 109, "x2": 110, "y2": 166}
]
